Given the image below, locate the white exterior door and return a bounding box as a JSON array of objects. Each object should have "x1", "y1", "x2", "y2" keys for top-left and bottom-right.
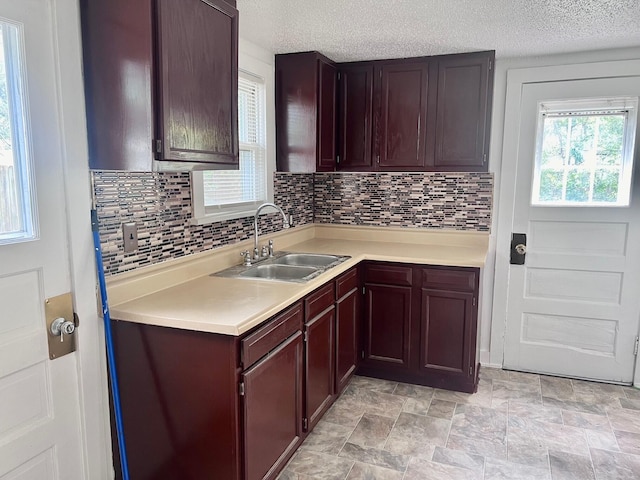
[
  {"x1": 0, "y1": 0, "x2": 88, "y2": 478},
  {"x1": 502, "y1": 75, "x2": 640, "y2": 383}
]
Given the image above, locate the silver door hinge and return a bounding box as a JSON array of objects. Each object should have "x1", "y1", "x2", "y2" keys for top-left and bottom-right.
[
  {"x1": 239, "y1": 382, "x2": 245, "y2": 396},
  {"x1": 337, "y1": 72, "x2": 341, "y2": 80},
  {"x1": 483, "y1": 153, "x2": 487, "y2": 164},
  {"x1": 634, "y1": 336, "x2": 639, "y2": 356},
  {"x1": 303, "y1": 418, "x2": 308, "y2": 430},
  {"x1": 362, "y1": 287, "x2": 365, "y2": 295},
  {"x1": 361, "y1": 350, "x2": 365, "y2": 359},
  {"x1": 336, "y1": 155, "x2": 340, "y2": 164},
  {"x1": 469, "y1": 366, "x2": 473, "y2": 376},
  {"x1": 304, "y1": 331, "x2": 308, "y2": 342},
  {"x1": 154, "y1": 139, "x2": 162, "y2": 154},
  {"x1": 488, "y1": 59, "x2": 493, "y2": 71},
  {"x1": 472, "y1": 297, "x2": 477, "y2": 307}
]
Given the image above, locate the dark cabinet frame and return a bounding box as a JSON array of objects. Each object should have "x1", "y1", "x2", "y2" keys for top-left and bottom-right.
[
  {"x1": 155, "y1": 0, "x2": 239, "y2": 166},
  {"x1": 275, "y1": 52, "x2": 337, "y2": 172},
  {"x1": 108, "y1": 261, "x2": 479, "y2": 479},
  {"x1": 335, "y1": 50, "x2": 494, "y2": 172},
  {"x1": 80, "y1": 0, "x2": 239, "y2": 171},
  {"x1": 358, "y1": 261, "x2": 480, "y2": 393}
]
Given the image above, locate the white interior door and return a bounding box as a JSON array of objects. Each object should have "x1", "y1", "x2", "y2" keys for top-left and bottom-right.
[
  {"x1": 0, "y1": 0, "x2": 86, "y2": 477},
  {"x1": 503, "y1": 76, "x2": 640, "y2": 383}
]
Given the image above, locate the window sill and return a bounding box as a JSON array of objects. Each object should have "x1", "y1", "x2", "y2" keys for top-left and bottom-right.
[{"x1": 190, "y1": 208, "x2": 258, "y2": 226}]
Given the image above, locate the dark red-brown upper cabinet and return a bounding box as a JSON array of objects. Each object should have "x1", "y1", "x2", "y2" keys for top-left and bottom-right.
[
  {"x1": 156, "y1": 0, "x2": 238, "y2": 166},
  {"x1": 80, "y1": 0, "x2": 239, "y2": 170},
  {"x1": 337, "y1": 64, "x2": 374, "y2": 170},
  {"x1": 433, "y1": 51, "x2": 494, "y2": 171},
  {"x1": 375, "y1": 62, "x2": 433, "y2": 171},
  {"x1": 276, "y1": 52, "x2": 337, "y2": 172}
]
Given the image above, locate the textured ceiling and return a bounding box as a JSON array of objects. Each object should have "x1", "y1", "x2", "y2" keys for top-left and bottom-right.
[{"x1": 237, "y1": 0, "x2": 640, "y2": 61}]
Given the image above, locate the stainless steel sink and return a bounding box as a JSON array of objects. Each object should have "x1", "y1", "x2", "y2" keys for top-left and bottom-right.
[
  {"x1": 213, "y1": 251, "x2": 350, "y2": 283},
  {"x1": 272, "y1": 253, "x2": 341, "y2": 268},
  {"x1": 239, "y1": 264, "x2": 318, "y2": 281}
]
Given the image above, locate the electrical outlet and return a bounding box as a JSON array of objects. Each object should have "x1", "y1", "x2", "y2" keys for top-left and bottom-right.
[{"x1": 122, "y1": 222, "x2": 138, "y2": 253}]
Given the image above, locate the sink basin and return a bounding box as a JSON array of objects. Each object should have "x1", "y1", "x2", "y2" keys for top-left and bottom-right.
[
  {"x1": 239, "y1": 264, "x2": 318, "y2": 281},
  {"x1": 213, "y1": 251, "x2": 350, "y2": 283},
  {"x1": 272, "y1": 253, "x2": 341, "y2": 268}
]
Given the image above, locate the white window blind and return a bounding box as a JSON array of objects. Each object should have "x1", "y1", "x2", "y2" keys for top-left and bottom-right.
[{"x1": 202, "y1": 72, "x2": 267, "y2": 211}]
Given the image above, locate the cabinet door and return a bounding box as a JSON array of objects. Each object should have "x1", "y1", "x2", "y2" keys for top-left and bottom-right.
[
  {"x1": 304, "y1": 306, "x2": 335, "y2": 430},
  {"x1": 317, "y1": 59, "x2": 337, "y2": 171},
  {"x1": 335, "y1": 287, "x2": 359, "y2": 393},
  {"x1": 243, "y1": 332, "x2": 303, "y2": 480},
  {"x1": 363, "y1": 283, "x2": 412, "y2": 368},
  {"x1": 434, "y1": 52, "x2": 493, "y2": 171},
  {"x1": 156, "y1": 0, "x2": 239, "y2": 166},
  {"x1": 80, "y1": 0, "x2": 154, "y2": 170},
  {"x1": 420, "y1": 289, "x2": 475, "y2": 378},
  {"x1": 375, "y1": 62, "x2": 430, "y2": 171},
  {"x1": 337, "y1": 64, "x2": 374, "y2": 170}
]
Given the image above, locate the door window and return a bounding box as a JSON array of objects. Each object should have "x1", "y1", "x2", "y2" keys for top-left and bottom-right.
[
  {"x1": 532, "y1": 97, "x2": 637, "y2": 206},
  {"x1": 0, "y1": 20, "x2": 36, "y2": 243}
]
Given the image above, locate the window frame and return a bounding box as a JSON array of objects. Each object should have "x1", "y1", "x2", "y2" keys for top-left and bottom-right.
[
  {"x1": 191, "y1": 48, "x2": 275, "y2": 225},
  {"x1": 531, "y1": 97, "x2": 638, "y2": 207}
]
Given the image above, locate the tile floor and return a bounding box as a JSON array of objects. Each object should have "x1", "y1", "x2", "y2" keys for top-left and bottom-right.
[{"x1": 277, "y1": 368, "x2": 640, "y2": 479}]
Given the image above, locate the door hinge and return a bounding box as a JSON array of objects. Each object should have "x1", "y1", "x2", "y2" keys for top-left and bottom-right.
[
  {"x1": 154, "y1": 139, "x2": 162, "y2": 155},
  {"x1": 488, "y1": 59, "x2": 493, "y2": 71},
  {"x1": 634, "y1": 336, "x2": 639, "y2": 356},
  {"x1": 336, "y1": 155, "x2": 340, "y2": 164},
  {"x1": 303, "y1": 418, "x2": 308, "y2": 430},
  {"x1": 303, "y1": 331, "x2": 308, "y2": 342},
  {"x1": 472, "y1": 297, "x2": 477, "y2": 307},
  {"x1": 239, "y1": 382, "x2": 245, "y2": 396},
  {"x1": 469, "y1": 366, "x2": 473, "y2": 376},
  {"x1": 361, "y1": 350, "x2": 365, "y2": 359},
  {"x1": 337, "y1": 71, "x2": 341, "y2": 80},
  {"x1": 482, "y1": 153, "x2": 487, "y2": 164},
  {"x1": 362, "y1": 286, "x2": 365, "y2": 295}
]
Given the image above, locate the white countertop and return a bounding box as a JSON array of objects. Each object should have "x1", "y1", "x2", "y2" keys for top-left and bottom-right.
[{"x1": 107, "y1": 224, "x2": 489, "y2": 336}]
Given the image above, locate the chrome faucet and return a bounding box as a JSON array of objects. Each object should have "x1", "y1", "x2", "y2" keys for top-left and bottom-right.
[{"x1": 253, "y1": 202, "x2": 289, "y2": 259}]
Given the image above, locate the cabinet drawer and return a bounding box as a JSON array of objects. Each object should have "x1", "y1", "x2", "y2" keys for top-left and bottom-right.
[
  {"x1": 364, "y1": 263, "x2": 412, "y2": 286},
  {"x1": 422, "y1": 268, "x2": 477, "y2": 292},
  {"x1": 305, "y1": 283, "x2": 335, "y2": 321},
  {"x1": 241, "y1": 302, "x2": 303, "y2": 369},
  {"x1": 336, "y1": 268, "x2": 358, "y2": 299}
]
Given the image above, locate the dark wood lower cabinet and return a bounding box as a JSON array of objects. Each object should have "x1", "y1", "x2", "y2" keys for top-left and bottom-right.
[
  {"x1": 111, "y1": 320, "x2": 242, "y2": 480},
  {"x1": 358, "y1": 262, "x2": 480, "y2": 393},
  {"x1": 363, "y1": 283, "x2": 412, "y2": 368},
  {"x1": 420, "y1": 289, "x2": 476, "y2": 390},
  {"x1": 335, "y1": 286, "x2": 359, "y2": 393},
  {"x1": 109, "y1": 262, "x2": 479, "y2": 479},
  {"x1": 304, "y1": 306, "x2": 335, "y2": 430},
  {"x1": 243, "y1": 332, "x2": 303, "y2": 480}
]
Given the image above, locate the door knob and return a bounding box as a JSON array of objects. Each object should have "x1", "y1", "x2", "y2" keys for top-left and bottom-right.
[
  {"x1": 50, "y1": 317, "x2": 76, "y2": 342},
  {"x1": 510, "y1": 233, "x2": 527, "y2": 265}
]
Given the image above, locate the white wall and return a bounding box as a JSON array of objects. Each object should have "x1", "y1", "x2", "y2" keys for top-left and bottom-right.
[{"x1": 480, "y1": 46, "x2": 640, "y2": 369}]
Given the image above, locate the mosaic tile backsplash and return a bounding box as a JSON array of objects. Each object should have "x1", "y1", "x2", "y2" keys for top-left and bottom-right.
[
  {"x1": 92, "y1": 171, "x2": 492, "y2": 276},
  {"x1": 314, "y1": 172, "x2": 493, "y2": 231},
  {"x1": 92, "y1": 171, "x2": 313, "y2": 275}
]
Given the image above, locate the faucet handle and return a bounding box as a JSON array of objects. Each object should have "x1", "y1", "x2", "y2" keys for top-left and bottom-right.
[
  {"x1": 261, "y1": 245, "x2": 269, "y2": 257},
  {"x1": 240, "y1": 250, "x2": 252, "y2": 266},
  {"x1": 268, "y1": 239, "x2": 274, "y2": 257}
]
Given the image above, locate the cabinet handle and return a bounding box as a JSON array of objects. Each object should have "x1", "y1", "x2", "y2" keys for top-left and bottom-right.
[{"x1": 416, "y1": 114, "x2": 421, "y2": 158}]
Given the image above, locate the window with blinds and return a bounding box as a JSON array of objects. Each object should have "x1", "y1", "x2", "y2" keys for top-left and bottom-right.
[{"x1": 202, "y1": 72, "x2": 267, "y2": 210}]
